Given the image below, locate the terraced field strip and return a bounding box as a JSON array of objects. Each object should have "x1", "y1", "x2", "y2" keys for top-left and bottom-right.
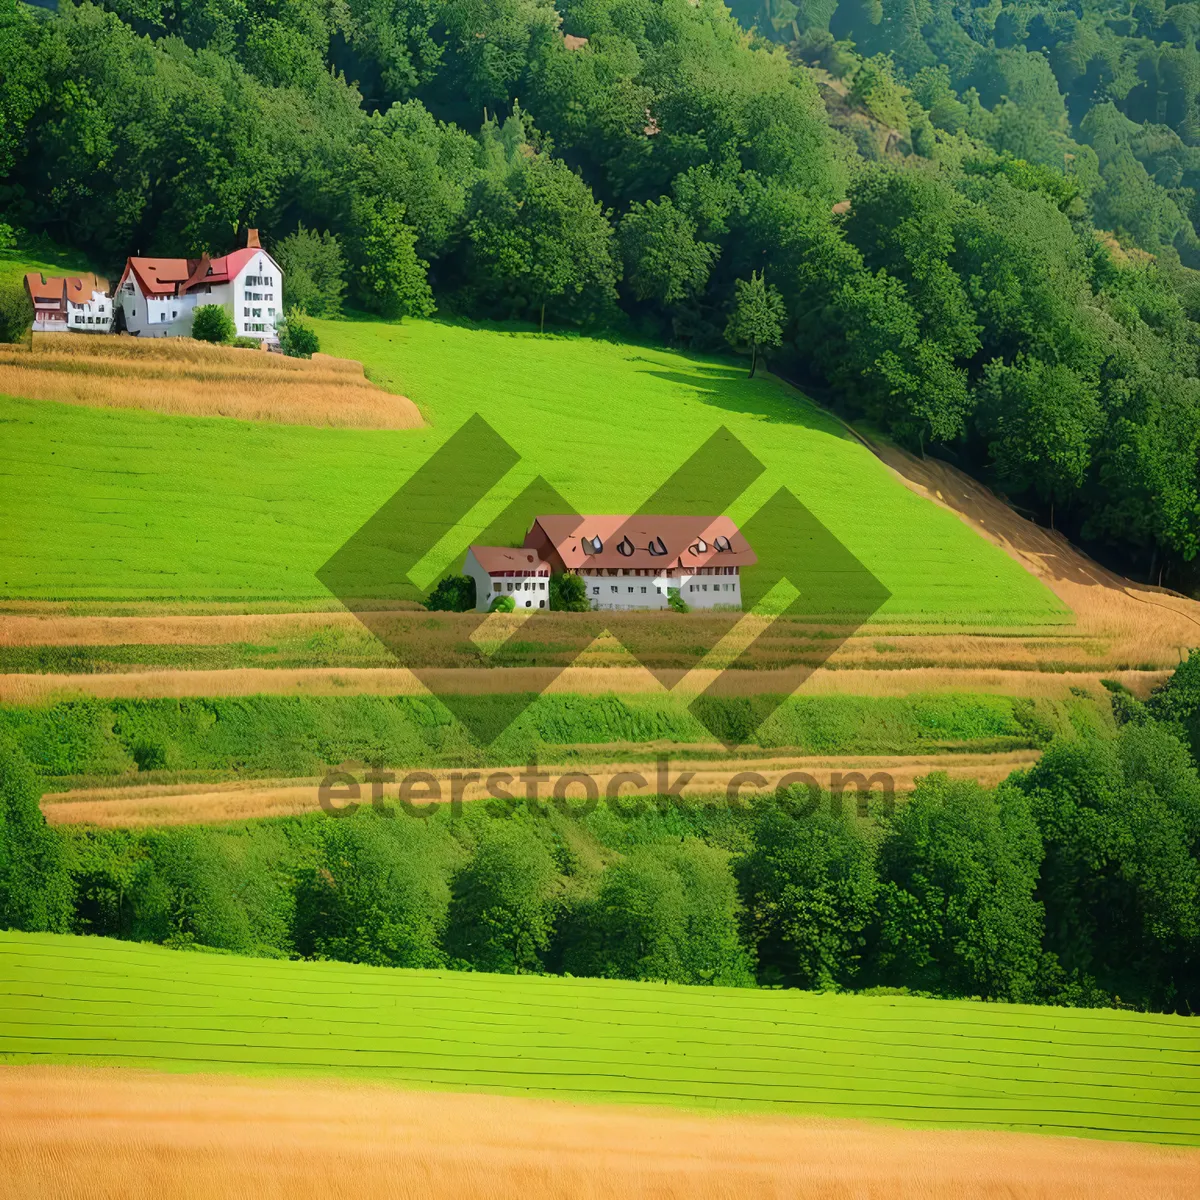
[
  {"x1": 0, "y1": 665, "x2": 1167, "y2": 704},
  {"x1": 3, "y1": 932, "x2": 1198, "y2": 1144},
  {"x1": 0, "y1": 336, "x2": 423, "y2": 429},
  {"x1": 39, "y1": 751, "x2": 1041, "y2": 826}
]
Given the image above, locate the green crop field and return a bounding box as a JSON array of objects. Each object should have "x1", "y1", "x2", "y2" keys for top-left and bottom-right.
[
  {"x1": 1, "y1": 931, "x2": 1197, "y2": 1144},
  {"x1": 0, "y1": 310, "x2": 1065, "y2": 624}
]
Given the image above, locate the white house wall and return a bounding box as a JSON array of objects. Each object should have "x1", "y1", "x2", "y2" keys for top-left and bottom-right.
[
  {"x1": 232, "y1": 254, "x2": 281, "y2": 342},
  {"x1": 117, "y1": 278, "x2": 197, "y2": 338},
  {"x1": 581, "y1": 570, "x2": 742, "y2": 610},
  {"x1": 65, "y1": 290, "x2": 114, "y2": 334}
]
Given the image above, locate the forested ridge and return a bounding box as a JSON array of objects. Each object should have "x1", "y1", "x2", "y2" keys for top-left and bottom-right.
[{"x1": 3, "y1": 0, "x2": 1200, "y2": 582}]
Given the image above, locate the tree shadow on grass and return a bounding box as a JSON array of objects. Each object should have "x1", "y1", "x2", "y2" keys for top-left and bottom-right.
[{"x1": 635, "y1": 361, "x2": 851, "y2": 437}]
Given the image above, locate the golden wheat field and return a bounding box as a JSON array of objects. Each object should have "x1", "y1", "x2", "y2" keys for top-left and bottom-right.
[
  {"x1": 0, "y1": 335, "x2": 422, "y2": 428},
  {"x1": 39, "y1": 750, "x2": 1040, "y2": 825},
  {"x1": 2, "y1": 1067, "x2": 1197, "y2": 1200},
  {"x1": 0, "y1": 664, "x2": 1168, "y2": 705}
]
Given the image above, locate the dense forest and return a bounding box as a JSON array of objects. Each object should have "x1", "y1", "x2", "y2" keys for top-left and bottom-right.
[
  {"x1": 2, "y1": 666, "x2": 1199, "y2": 1011},
  {"x1": 3, "y1": 0, "x2": 1200, "y2": 582}
]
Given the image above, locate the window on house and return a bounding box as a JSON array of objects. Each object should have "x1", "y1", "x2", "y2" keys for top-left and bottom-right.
[
  {"x1": 610, "y1": 586, "x2": 618, "y2": 593},
  {"x1": 252, "y1": 308, "x2": 261, "y2": 318},
  {"x1": 172, "y1": 311, "x2": 177, "y2": 319},
  {"x1": 656, "y1": 586, "x2": 662, "y2": 594},
  {"x1": 592, "y1": 587, "x2": 599, "y2": 595},
  {"x1": 244, "y1": 308, "x2": 250, "y2": 317},
  {"x1": 640, "y1": 586, "x2": 647, "y2": 593}
]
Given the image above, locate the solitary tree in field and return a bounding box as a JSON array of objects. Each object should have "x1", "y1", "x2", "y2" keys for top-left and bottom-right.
[
  {"x1": 725, "y1": 271, "x2": 785, "y2": 378},
  {"x1": 191, "y1": 304, "x2": 235, "y2": 344}
]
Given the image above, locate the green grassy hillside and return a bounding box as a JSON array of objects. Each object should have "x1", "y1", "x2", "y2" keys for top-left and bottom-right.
[
  {"x1": 2, "y1": 931, "x2": 1196, "y2": 1143},
  {"x1": 0, "y1": 313, "x2": 1063, "y2": 623}
]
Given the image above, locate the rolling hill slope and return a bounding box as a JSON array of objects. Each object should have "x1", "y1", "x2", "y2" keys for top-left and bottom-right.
[{"x1": 1, "y1": 315, "x2": 1063, "y2": 623}]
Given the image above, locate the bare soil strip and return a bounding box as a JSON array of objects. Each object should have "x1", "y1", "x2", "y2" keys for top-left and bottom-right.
[
  {"x1": 41, "y1": 752, "x2": 1041, "y2": 825},
  {"x1": 2, "y1": 1066, "x2": 1196, "y2": 1199},
  {"x1": 0, "y1": 336, "x2": 422, "y2": 429},
  {"x1": 872, "y1": 440, "x2": 1200, "y2": 652},
  {"x1": 0, "y1": 664, "x2": 1166, "y2": 705}
]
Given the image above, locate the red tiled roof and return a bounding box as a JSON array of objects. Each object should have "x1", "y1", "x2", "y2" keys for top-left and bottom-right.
[
  {"x1": 527, "y1": 515, "x2": 755, "y2": 571},
  {"x1": 468, "y1": 546, "x2": 552, "y2": 574},
  {"x1": 24, "y1": 273, "x2": 64, "y2": 306},
  {"x1": 122, "y1": 257, "x2": 195, "y2": 297},
  {"x1": 64, "y1": 273, "x2": 109, "y2": 303},
  {"x1": 24, "y1": 273, "x2": 109, "y2": 308},
  {"x1": 180, "y1": 248, "x2": 275, "y2": 293}
]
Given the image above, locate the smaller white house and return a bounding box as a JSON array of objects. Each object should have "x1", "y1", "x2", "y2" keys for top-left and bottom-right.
[
  {"x1": 464, "y1": 546, "x2": 552, "y2": 612},
  {"x1": 114, "y1": 230, "x2": 283, "y2": 343},
  {"x1": 25, "y1": 273, "x2": 112, "y2": 334}
]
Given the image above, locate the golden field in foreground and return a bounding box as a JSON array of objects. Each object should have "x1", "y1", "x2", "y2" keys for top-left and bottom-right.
[{"x1": 2, "y1": 1066, "x2": 1197, "y2": 1200}]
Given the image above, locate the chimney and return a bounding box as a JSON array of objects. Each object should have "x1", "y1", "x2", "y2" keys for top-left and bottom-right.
[{"x1": 245, "y1": 227, "x2": 260, "y2": 249}]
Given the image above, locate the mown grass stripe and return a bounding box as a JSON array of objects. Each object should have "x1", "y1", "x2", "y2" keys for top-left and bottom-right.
[{"x1": 2, "y1": 933, "x2": 1198, "y2": 1144}]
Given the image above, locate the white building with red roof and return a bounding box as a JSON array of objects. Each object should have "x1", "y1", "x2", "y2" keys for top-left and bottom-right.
[
  {"x1": 463, "y1": 546, "x2": 552, "y2": 612},
  {"x1": 465, "y1": 515, "x2": 755, "y2": 612},
  {"x1": 25, "y1": 273, "x2": 112, "y2": 333},
  {"x1": 113, "y1": 230, "x2": 282, "y2": 342}
]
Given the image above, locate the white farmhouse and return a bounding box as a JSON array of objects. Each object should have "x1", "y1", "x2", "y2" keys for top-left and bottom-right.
[
  {"x1": 24, "y1": 273, "x2": 113, "y2": 334},
  {"x1": 114, "y1": 230, "x2": 283, "y2": 343},
  {"x1": 464, "y1": 546, "x2": 552, "y2": 612},
  {"x1": 466, "y1": 515, "x2": 756, "y2": 612}
]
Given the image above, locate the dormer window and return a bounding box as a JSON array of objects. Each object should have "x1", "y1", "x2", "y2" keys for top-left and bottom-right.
[
  {"x1": 581, "y1": 536, "x2": 603, "y2": 554},
  {"x1": 690, "y1": 539, "x2": 708, "y2": 555},
  {"x1": 647, "y1": 537, "x2": 666, "y2": 556},
  {"x1": 714, "y1": 535, "x2": 731, "y2": 552},
  {"x1": 616, "y1": 536, "x2": 634, "y2": 557}
]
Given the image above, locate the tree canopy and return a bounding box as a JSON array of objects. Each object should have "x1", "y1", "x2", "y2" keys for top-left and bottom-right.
[{"x1": 4, "y1": 0, "x2": 1200, "y2": 581}]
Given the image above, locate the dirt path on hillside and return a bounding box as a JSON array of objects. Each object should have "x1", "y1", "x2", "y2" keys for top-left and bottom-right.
[
  {"x1": 41, "y1": 751, "x2": 1042, "y2": 825},
  {"x1": 0, "y1": 664, "x2": 1167, "y2": 705},
  {"x1": 2, "y1": 1067, "x2": 1196, "y2": 1199},
  {"x1": 871, "y1": 440, "x2": 1200, "y2": 653}
]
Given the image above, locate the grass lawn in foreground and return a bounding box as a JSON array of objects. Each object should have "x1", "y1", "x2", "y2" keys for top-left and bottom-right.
[
  {"x1": 1, "y1": 312, "x2": 1063, "y2": 623},
  {"x1": 1, "y1": 931, "x2": 1197, "y2": 1144}
]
